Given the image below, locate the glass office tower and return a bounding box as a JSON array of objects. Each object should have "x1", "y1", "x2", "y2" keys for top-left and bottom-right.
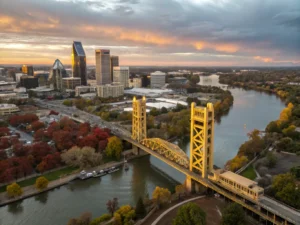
[{"x1": 72, "y1": 41, "x2": 87, "y2": 85}]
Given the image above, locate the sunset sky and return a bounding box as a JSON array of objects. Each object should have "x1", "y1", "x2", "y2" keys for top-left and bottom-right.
[{"x1": 0, "y1": 0, "x2": 299, "y2": 66}]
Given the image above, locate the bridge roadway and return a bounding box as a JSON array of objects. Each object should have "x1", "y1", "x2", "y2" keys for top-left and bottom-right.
[{"x1": 120, "y1": 136, "x2": 300, "y2": 225}]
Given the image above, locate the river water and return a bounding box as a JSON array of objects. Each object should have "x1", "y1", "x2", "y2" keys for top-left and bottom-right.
[{"x1": 0, "y1": 75, "x2": 285, "y2": 225}]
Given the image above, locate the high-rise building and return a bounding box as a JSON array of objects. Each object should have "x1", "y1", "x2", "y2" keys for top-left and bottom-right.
[
  {"x1": 63, "y1": 77, "x2": 81, "y2": 90},
  {"x1": 113, "y1": 66, "x2": 129, "y2": 88},
  {"x1": 95, "y1": 49, "x2": 111, "y2": 85},
  {"x1": 20, "y1": 76, "x2": 39, "y2": 89},
  {"x1": 34, "y1": 71, "x2": 49, "y2": 87},
  {"x1": 72, "y1": 41, "x2": 87, "y2": 85},
  {"x1": 49, "y1": 59, "x2": 67, "y2": 91},
  {"x1": 110, "y1": 56, "x2": 119, "y2": 82},
  {"x1": 150, "y1": 71, "x2": 166, "y2": 88},
  {"x1": 22, "y1": 65, "x2": 34, "y2": 76}
]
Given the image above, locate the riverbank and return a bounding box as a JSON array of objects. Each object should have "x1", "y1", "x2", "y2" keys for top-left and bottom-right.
[{"x1": 0, "y1": 150, "x2": 148, "y2": 207}]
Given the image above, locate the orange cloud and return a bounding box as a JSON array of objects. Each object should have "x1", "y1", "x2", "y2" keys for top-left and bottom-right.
[
  {"x1": 83, "y1": 25, "x2": 175, "y2": 45},
  {"x1": 193, "y1": 41, "x2": 239, "y2": 53},
  {"x1": 254, "y1": 56, "x2": 273, "y2": 62}
]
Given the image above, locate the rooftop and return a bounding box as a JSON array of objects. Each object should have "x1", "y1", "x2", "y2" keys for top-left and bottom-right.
[
  {"x1": 73, "y1": 41, "x2": 86, "y2": 56},
  {"x1": 151, "y1": 71, "x2": 166, "y2": 76},
  {"x1": 63, "y1": 77, "x2": 81, "y2": 80},
  {"x1": 0, "y1": 104, "x2": 18, "y2": 108}
]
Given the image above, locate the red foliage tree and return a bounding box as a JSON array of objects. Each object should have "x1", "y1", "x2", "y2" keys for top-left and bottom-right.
[
  {"x1": 9, "y1": 114, "x2": 38, "y2": 126},
  {"x1": 46, "y1": 122, "x2": 60, "y2": 139},
  {"x1": 0, "y1": 150, "x2": 7, "y2": 160},
  {"x1": 53, "y1": 130, "x2": 74, "y2": 151},
  {"x1": 30, "y1": 142, "x2": 53, "y2": 164},
  {"x1": 0, "y1": 127, "x2": 10, "y2": 137},
  {"x1": 13, "y1": 143, "x2": 31, "y2": 157},
  {"x1": 0, "y1": 137, "x2": 10, "y2": 150},
  {"x1": 93, "y1": 127, "x2": 109, "y2": 140},
  {"x1": 77, "y1": 134, "x2": 98, "y2": 149},
  {"x1": 78, "y1": 122, "x2": 91, "y2": 137},
  {"x1": 34, "y1": 128, "x2": 46, "y2": 142},
  {"x1": 59, "y1": 117, "x2": 78, "y2": 132},
  {"x1": 31, "y1": 121, "x2": 45, "y2": 132},
  {"x1": 6, "y1": 157, "x2": 33, "y2": 179},
  {"x1": 98, "y1": 140, "x2": 108, "y2": 152},
  {"x1": 49, "y1": 110, "x2": 59, "y2": 115}
]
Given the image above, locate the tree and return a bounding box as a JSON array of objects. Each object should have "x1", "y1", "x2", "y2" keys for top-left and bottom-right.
[
  {"x1": 67, "y1": 212, "x2": 92, "y2": 225},
  {"x1": 152, "y1": 186, "x2": 171, "y2": 206},
  {"x1": 266, "y1": 152, "x2": 277, "y2": 168},
  {"x1": 161, "y1": 107, "x2": 168, "y2": 114},
  {"x1": 175, "y1": 184, "x2": 186, "y2": 199},
  {"x1": 35, "y1": 176, "x2": 49, "y2": 190},
  {"x1": 172, "y1": 202, "x2": 206, "y2": 225},
  {"x1": 6, "y1": 183, "x2": 23, "y2": 198},
  {"x1": 107, "y1": 198, "x2": 119, "y2": 216},
  {"x1": 189, "y1": 75, "x2": 200, "y2": 85},
  {"x1": 31, "y1": 121, "x2": 45, "y2": 132},
  {"x1": 61, "y1": 146, "x2": 101, "y2": 169},
  {"x1": 265, "y1": 121, "x2": 280, "y2": 133},
  {"x1": 135, "y1": 197, "x2": 146, "y2": 219},
  {"x1": 276, "y1": 137, "x2": 293, "y2": 151},
  {"x1": 53, "y1": 130, "x2": 74, "y2": 151},
  {"x1": 63, "y1": 99, "x2": 73, "y2": 107},
  {"x1": 228, "y1": 155, "x2": 248, "y2": 171},
  {"x1": 114, "y1": 205, "x2": 135, "y2": 225},
  {"x1": 221, "y1": 203, "x2": 246, "y2": 225},
  {"x1": 105, "y1": 136, "x2": 123, "y2": 160},
  {"x1": 282, "y1": 125, "x2": 299, "y2": 139},
  {"x1": 272, "y1": 173, "x2": 295, "y2": 193},
  {"x1": 0, "y1": 127, "x2": 9, "y2": 137}
]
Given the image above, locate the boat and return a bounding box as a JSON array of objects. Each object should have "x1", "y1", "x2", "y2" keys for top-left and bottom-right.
[{"x1": 108, "y1": 166, "x2": 119, "y2": 174}]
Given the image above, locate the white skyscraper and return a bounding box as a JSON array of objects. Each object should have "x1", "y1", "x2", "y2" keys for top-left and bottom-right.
[{"x1": 95, "y1": 49, "x2": 111, "y2": 85}]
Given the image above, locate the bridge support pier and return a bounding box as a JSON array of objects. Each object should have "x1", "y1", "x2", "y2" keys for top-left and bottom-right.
[
  {"x1": 132, "y1": 145, "x2": 140, "y2": 155},
  {"x1": 185, "y1": 177, "x2": 206, "y2": 194},
  {"x1": 185, "y1": 177, "x2": 192, "y2": 193}
]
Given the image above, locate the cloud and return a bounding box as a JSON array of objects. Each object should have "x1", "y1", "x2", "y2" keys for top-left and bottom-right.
[{"x1": 0, "y1": 0, "x2": 299, "y2": 66}]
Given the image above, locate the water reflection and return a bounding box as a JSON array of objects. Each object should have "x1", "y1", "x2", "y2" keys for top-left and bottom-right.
[
  {"x1": 67, "y1": 177, "x2": 102, "y2": 191},
  {"x1": 34, "y1": 192, "x2": 48, "y2": 204},
  {"x1": 7, "y1": 201, "x2": 24, "y2": 214}
]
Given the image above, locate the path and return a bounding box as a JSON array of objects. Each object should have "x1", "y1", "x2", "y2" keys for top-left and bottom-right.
[{"x1": 151, "y1": 196, "x2": 205, "y2": 225}]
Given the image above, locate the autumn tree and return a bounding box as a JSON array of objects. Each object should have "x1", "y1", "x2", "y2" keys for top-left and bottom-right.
[
  {"x1": 105, "y1": 136, "x2": 123, "y2": 160},
  {"x1": 31, "y1": 121, "x2": 45, "y2": 132},
  {"x1": 61, "y1": 146, "x2": 101, "y2": 169},
  {"x1": 173, "y1": 202, "x2": 206, "y2": 225},
  {"x1": 221, "y1": 203, "x2": 246, "y2": 225},
  {"x1": 0, "y1": 127, "x2": 9, "y2": 137},
  {"x1": 175, "y1": 184, "x2": 186, "y2": 199},
  {"x1": 6, "y1": 183, "x2": 23, "y2": 198},
  {"x1": 77, "y1": 134, "x2": 98, "y2": 149},
  {"x1": 90, "y1": 214, "x2": 112, "y2": 225},
  {"x1": 107, "y1": 198, "x2": 119, "y2": 216},
  {"x1": 152, "y1": 186, "x2": 171, "y2": 207},
  {"x1": 228, "y1": 156, "x2": 248, "y2": 171},
  {"x1": 114, "y1": 205, "x2": 135, "y2": 225},
  {"x1": 35, "y1": 176, "x2": 49, "y2": 190}
]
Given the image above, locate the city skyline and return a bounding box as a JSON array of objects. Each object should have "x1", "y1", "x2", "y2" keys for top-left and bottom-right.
[{"x1": 0, "y1": 0, "x2": 299, "y2": 66}]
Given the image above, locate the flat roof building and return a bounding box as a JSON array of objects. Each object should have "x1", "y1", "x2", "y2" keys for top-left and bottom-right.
[
  {"x1": 96, "y1": 83, "x2": 124, "y2": 98},
  {"x1": 20, "y1": 76, "x2": 39, "y2": 89},
  {"x1": 150, "y1": 71, "x2": 166, "y2": 88},
  {"x1": 0, "y1": 81, "x2": 17, "y2": 92},
  {"x1": 75, "y1": 86, "x2": 97, "y2": 97},
  {"x1": 129, "y1": 77, "x2": 142, "y2": 88},
  {"x1": 34, "y1": 71, "x2": 49, "y2": 87},
  {"x1": 96, "y1": 49, "x2": 111, "y2": 85},
  {"x1": 72, "y1": 41, "x2": 87, "y2": 85},
  {"x1": 63, "y1": 77, "x2": 81, "y2": 90},
  {"x1": 0, "y1": 104, "x2": 20, "y2": 116},
  {"x1": 113, "y1": 66, "x2": 129, "y2": 88}
]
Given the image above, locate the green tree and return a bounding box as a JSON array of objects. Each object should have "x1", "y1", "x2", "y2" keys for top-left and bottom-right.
[
  {"x1": 6, "y1": 183, "x2": 23, "y2": 198},
  {"x1": 161, "y1": 107, "x2": 168, "y2": 114},
  {"x1": 63, "y1": 99, "x2": 73, "y2": 107},
  {"x1": 114, "y1": 205, "x2": 135, "y2": 225},
  {"x1": 272, "y1": 173, "x2": 295, "y2": 193},
  {"x1": 221, "y1": 203, "x2": 246, "y2": 225},
  {"x1": 152, "y1": 186, "x2": 171, "y2": 207},
  {"x1": 265, "y1": 121, "x2": 280, "y2": 133},
  {"x1": 35, "y1": 176, "x2": 49, "y2": 190},
  {"x1": 282, "y1": 125, "x2": 298, "y2": 139},
  {"x1": 228, "y1": 155, "x2": 248, "y2": 171},
  {"x1": 276, "y1": 137, "x2": 293, "y2": 152},
  {"x1": 105, "y1": 136, "x2": 123, "y2": 160},
  {"x1": 189, "y1": 75, "x2": 200, "y2": 85},
  {"x1": 90, "y1": 214, "x2": 112, "y2": 225},
  {"x1": 135, "y1": 197, "x2": 146, "y2": 219},
  {"x1": 172, "y1": 202, "x2": 206, "y2": 225},
  {"x1": 150, "y1": 108, "x2": 159, "y2": 116},
  {"x1": 266, "y1": 152, "x2": 277, "y2": 168}
]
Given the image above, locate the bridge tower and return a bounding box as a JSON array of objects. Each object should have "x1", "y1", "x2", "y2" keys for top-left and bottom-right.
[
  {"x1": 132, "y1": 96, "x2": 147, "y2": 143},
  {"x1": 190, "y1": 102, "x2": 215, "y2": 178}
]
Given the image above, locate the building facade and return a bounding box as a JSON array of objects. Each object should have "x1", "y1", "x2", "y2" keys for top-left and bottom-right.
[
  {"x1": 63, "y1": 77, "x2": 81, "y2": 90},
  {"x1": 22, "y1": 65, "x2": 34, "y2": 76},
  {"x1": 72, "y1": 41, "x2": 87, "y2": 85},
  {"x1": 20, "y1": 76, "x2": 39, "y2": 89},
  {"x1": 150, "y1": 71, "x2": 166, "y2": 88},
  {"x1": 95, "y1": 49, "x2": 111, "y2": 85},
  {"x1": 34, "y1": 71, "x2": 49, "y2": 87},
  {"x1": 0, "y1": 104, "x2": 20, "y2": 116},
  {"x1": 0, "y1": 81, "x2": 16, "y2": 92},
  {"x1": 129, "y1": 77, "x2": 142, "y2": 88},
  {"x1": 113, "y1": 66, "x2": 129, "y2": 88},
  {"x1": 49, "y1": 59, "x2": 68, "y2": 91},
  {"x1": 96, "y1": 83, "x2": 124, "y2": 98},
  {"x1": 75, "y1": 86, "x2": 97, "y2": 97},
  {"x1": 110, "y1": 56, "x2": 119, "y2": 82}
]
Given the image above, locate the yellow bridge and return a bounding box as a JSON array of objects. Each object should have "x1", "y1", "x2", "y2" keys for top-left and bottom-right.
[{"x1": 117, "y1": 96, "x2": 299, "y2": 225}]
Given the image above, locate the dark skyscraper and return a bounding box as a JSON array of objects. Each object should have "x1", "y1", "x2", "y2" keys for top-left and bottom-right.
[
  {"x1": 110, "y1": 56, "x2": 119, "y2": 82},
  {"x1": 72, "y1": 41, "x2": 87, "y2": 85}
]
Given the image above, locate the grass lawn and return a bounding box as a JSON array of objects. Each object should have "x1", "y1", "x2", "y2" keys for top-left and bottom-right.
[
  {"x1": 0, "y1": 166, "x2": 78, "y2": 193},
  {"x1": 241, "y1": 165, "x2": 257, "y2": 180}
]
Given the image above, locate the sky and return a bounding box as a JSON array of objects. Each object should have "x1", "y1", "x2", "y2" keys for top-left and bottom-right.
[{"x1": 0, "y1": 0, "x2": 299, "y2": 66}]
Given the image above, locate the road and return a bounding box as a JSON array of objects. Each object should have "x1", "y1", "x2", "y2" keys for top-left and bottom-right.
[
  {"x1": 9, "y1": 125, "x2": 33, "y2": 143},
  {"x1": 34, "y1": 99, "x2": 131, "y2": 138}
]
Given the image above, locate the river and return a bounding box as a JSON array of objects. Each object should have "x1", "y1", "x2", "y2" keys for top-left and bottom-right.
[{"x1": 0, "y1": 75, "x2": 285, "y2": 225}]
